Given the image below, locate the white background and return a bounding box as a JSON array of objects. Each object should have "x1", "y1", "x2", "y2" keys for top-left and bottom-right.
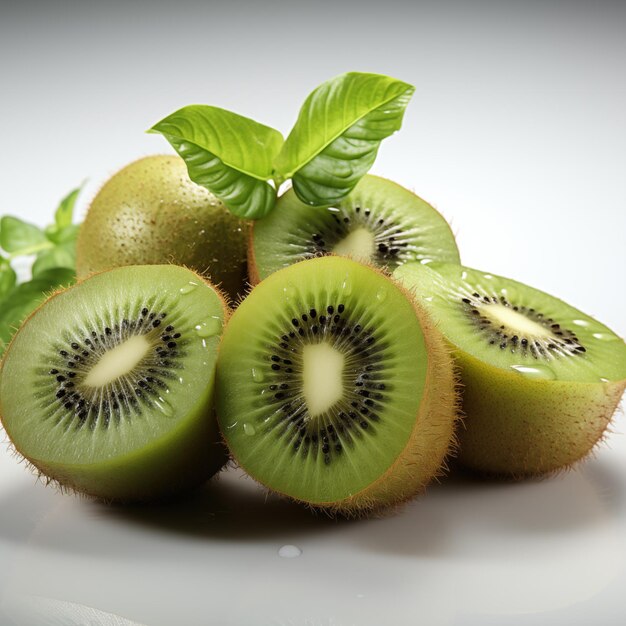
[{"x1": 1, "y1": 1, "x2": 625, "y2": 625}]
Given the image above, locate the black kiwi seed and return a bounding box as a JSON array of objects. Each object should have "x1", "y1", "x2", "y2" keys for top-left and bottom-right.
[
  {"x1": 41, "y1": 305, "x2": 185, "y2": 429},
  {"x1": 460, "y1": 292, "x2": 587, "y2": 357},
  {"x1": 253, "y1": 302, "x2": 391, "y2": 465}
]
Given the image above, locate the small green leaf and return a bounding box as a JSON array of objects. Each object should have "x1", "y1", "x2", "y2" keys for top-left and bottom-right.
[
  {"x1": 150, "y1": 105, "x2": 284, "y2": 219},
  {"x1": 32, "y1": 242, "x2": 76, "y2": 277},
  {"x1": 274, "y1": 72, "x2": 415, "y2": 207},
  {"x1": 0, "y1": 216, "x2": 49, "y2": 254},
  {"x1": 0, "y1": 257, "x2": 17, "y2": 298},
  {"x1": 46, "y1": 223, "x2": 80, "y2": 245},
  {"x1": 0, "y1": 267, "x2": 76, "y2": 354},
  {"x1": 54, "y1": 185, "x2": 82, "y2": 230}
]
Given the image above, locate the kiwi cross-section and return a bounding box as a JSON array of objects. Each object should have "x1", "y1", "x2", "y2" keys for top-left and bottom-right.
[
  {"x1": 216, "y1": 256, "x2": 459, "y2": 515},
  {"x1": 394, "y1": 262, "x2": 626, "y2": 477},
  {"x1": 248, "y1": 175, "x2": 459, "y2": 284},
  {"x1": 0, "y1": 265, "x2": 228, "y2": 501}
]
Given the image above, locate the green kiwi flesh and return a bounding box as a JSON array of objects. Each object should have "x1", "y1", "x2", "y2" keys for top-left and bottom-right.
[
  {"x1": 0, "y1": 265, "x2": 227, "y2": 501},
  {"x1": 76, "y1": 155, "x2": 249, "y2": 301},
  {"x1": 394, "y1": 262, "x2": 626, "y2": 476},
  {"x1": 216, "y1": 256, "x2": 458, "y2": 514},
  {"x1": 249, "y1": 174, "x2": 460, "y2": 283}
]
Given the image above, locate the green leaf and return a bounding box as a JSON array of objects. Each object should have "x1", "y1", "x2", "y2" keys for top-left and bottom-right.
[
  {"x1": 32, "y1": 242, "x2": 76, "y2": 277},
  {"x1": 45, "y1": 223, "x2": 80, "y2": 245},
  {"x1": 0, "y1": 216, "x2": 49, "y2": 255},
  {"x1": 0, "y1": 257, "x2": 17, "y2": 298},
  {"x1": 54, "y1": 185, "x2": 82, "y2": 230},
  {"x1": 150, "y1": 105, "x2": 284, "y2": 219},
  {"x1": 0, "y1": 267, "x2": 76, "y2": 354},
  {"x1": 274, "y1": 72, "x2": 415, "y2": 207}
]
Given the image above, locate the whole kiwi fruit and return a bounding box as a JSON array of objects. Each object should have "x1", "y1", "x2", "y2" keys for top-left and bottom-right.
[{"x1": 76, "y1": 155, "x2": 248, "y2": 302}]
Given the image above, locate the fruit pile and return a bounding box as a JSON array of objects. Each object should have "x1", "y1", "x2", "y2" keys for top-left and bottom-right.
[{"x1": 1, "y1": 73, "x2": 625, "y2": 516}]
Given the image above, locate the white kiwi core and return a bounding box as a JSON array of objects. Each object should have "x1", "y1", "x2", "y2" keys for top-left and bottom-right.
[
  {"x1": 484, "y1": 304, "x2": 552, "y2": 338},
  {"x1": 332, "y1": 227, "x2": 375, "y2": 261},
  {"x1": 302, "y1": 342, "x2": 344, "y2": 417},
  {"x1": 83, "y1": 335, "x2": 152, "y2": 388}
]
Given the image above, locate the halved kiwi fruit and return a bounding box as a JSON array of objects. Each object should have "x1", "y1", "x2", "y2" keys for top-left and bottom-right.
[
  {"x1": 248, "y1": 174, "x2": 460, "y2": 284},
  {"x1": 394, "y1": 262, "x2": 626, "y2": 477},
  {"x1": 0, "y1": 265, "x2": 227, "y2": 501},
  {"x1": 76, "y1": 155, "x2": 249, "y2": 302},
  {"x1": 216, "y1": 256, "x2": 458, "y2": 514}
]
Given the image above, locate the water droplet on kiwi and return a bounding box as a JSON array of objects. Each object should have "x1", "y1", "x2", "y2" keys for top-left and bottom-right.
[
  {"x1": 572, "y1": 319, "x2": 590, "y2": 328},
  {"x1": 375, "y1": 288, "x2": 387, "y2": 302},
  {"x1": 243, "y1": 422, "x2": 256, "y2": 436},
  {"x1": 180, "y1": 281, "x2": 199, "y2": 295},
  {"x1": 483, "y1": 274, "x2": 494, "y2": 280},
  {"x1": 195, "y1": 317, "x2": 222, "y2": 338},
  {"x1": 283, "y1": 282, "x2": 296, "y2": 300},
  {"x1": 599, "y1": 377, "x2": 610, "y2": 383},
  {"x1": 510, "y1": 364, "x2": 556, "y2": 380},
  {"x1": 154, "y1": 397, "x2": 174, "y2": 417},
  {"x1": 419, "y1": 258, "x2": 433, "y2": 265},
  {"x1": 342, "y1": 276, "x2": 353, "y2": 295},
  {"x1": 461, "y1": 271, "x2": 469, "y2": 281},
  {"x1": 592, "y1": 332, "x2": 618, "y2": 342},
  {"x1": 278, "y1": 544, "x2": 302, "y2": 558},
  {"x1": 252, "y1": 367, "x2": 265, "y2": 383}
]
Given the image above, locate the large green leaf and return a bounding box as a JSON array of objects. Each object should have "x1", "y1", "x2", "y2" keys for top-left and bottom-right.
[
  {"x1": 150, "y1": 105, "x2": 284, "y2": 219},
  {"x1": 0, "y1": 216, "x2": 50, "y2": 254},
  {"x1": 0, "y1": 267, "x2": 76, "y2": 354},
  {"x1": 274, "y1": 72, "x2": 415, "y2": 207}
]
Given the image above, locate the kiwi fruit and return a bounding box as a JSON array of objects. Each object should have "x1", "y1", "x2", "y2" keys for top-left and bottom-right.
[
  {"x1": 394, "y1": 261, "x2": 626, "y2": 477},
  {"x1": 248, "y1": 174, "x2": 460, "y2": 284},
  {"x1": 0, "y1": 265, "x2": 228, "y2": 501},
  {"x1": 76, "y1": 155, "x2": 248, "y2": 302},
  {"x1": 215, "y1": 256, "x2": 459, "y2": 515}
]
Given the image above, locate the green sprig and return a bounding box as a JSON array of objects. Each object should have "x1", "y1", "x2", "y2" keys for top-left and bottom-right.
[
  {"x1": 0, "y1": 186, "x2": 82, "y2": 355},
  {"x1": 149, "y1": 72, "x2": 415, "y2": 219}
]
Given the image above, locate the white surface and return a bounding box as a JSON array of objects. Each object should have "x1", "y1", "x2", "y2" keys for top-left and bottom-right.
[
  {"x1": 1, "y1": 446, "x2": 626, "y2": 626},
  {"x1": 1, "y1": 2, "x2": 626, "y2": 625}
]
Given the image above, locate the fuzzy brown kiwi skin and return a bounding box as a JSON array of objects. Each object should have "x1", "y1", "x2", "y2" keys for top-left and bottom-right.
[
  {"x1": 0, "y1": 265, "x2": 230, "y2": 503},
  {"x1": 76, "y1": 155, "x2": 251, "y2": 303},
  {"x1": 222, "y1": 257, "x2": 462, "y2": 518},
  {"x1": 395, "y1": 267, "x2": 626, "y2": 480},
  {"x1": 247, "y1": 225, "x2": 261, "y2": 287},
  {"x1": 454, "y1": 348, "x2": 626, "y2": 479},
  {"x1": 332, "y1": 288, "x2": 462, "y2": 517}
]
